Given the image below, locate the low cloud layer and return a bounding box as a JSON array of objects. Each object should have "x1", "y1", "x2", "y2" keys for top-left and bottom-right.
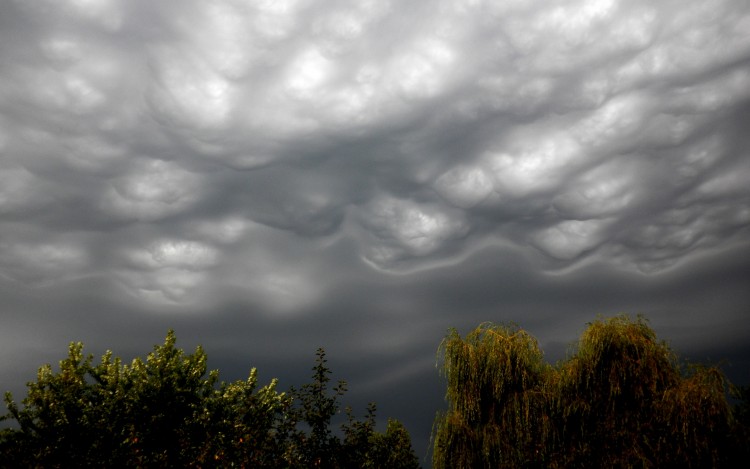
[{"x1": 2, "y1": 0, "x2": 750, "y2": 462}]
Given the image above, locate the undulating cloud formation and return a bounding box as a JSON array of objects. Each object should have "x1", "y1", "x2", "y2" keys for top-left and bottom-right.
[{"x1": 2, "y1": 0, "x2": 749, "y2": 462}]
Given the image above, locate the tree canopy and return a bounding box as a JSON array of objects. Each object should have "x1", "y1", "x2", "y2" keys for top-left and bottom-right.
[
  {"x1": 3, "y1": 315, "x2": 748, "y2": 467},
  {"x1": 0, "y1": 331, "x2": 420, "y2": 468},
  {"x1": 433, "y1": 315, "x2": 745, "y2": 468}
]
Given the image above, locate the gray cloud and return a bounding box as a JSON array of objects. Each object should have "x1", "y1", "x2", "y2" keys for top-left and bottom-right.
[{"x1": 2, "y1": 0, "x2": 750, "y2": 464}]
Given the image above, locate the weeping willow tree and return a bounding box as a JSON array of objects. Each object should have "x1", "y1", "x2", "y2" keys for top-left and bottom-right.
[
  {"x1": 432, "y1": 323, "x2": 552, "y2": 469},
  {"x1": 433, "y1": 316, "x2": 738, "y2": 468},
  {"x1": 554, "y1": 315, "x2": 732, "y2": 467}
]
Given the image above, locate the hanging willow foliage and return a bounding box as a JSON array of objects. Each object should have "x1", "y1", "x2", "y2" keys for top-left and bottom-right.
[
  {"x1": 433, "y1": 323, "x2": 552, "y2": 469},
  {"x1": 555, "y1": 315, "x2": 683, "y2": 467},
  {"x1": 433, "y1": 315, "x2": 738, "y2": 469},
  {"x1": 654, "y1": 365, "x2": 733, "y2": 467}
]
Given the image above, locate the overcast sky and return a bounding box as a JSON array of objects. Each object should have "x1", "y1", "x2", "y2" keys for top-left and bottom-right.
[{"x1": 2, "y1": 0, "x2": 750, "y2": 463}]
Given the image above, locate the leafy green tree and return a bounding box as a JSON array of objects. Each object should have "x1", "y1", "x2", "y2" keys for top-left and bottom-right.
[
  {"x1": 1, "y1": 332, "x2": 420, "y2": 468},
  {"x1": 285, "y1": 347, "x2": 347, "y2": 468},
  {"x1": 339, "y1": 405, "x2": 419, "y2": 469},
  {"x1": 367, "y1": 418, "x2": 421, "y2": 469},
  {"x1": 286, "y1": 348, "x2": 421, "y2": 469},
  {"x1": 1, "y1": 341, "x2": 103, "y2": 466},
  {"x1": 433, "y1": 315, "x2": 740, "y2": 468},
  {"x1": 1, "y1": 331, "x2": 290, "y2": 467}
]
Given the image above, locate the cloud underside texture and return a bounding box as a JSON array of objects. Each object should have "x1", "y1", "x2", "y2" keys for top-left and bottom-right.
[{"x1": 1, "y1": 0, "x2": 749, "y2": 306}]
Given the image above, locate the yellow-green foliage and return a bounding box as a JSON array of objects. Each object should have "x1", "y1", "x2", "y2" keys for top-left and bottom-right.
[
  {"x1": 433, "y1": 323, "x2": 551, "y2": 469},
  {"x1": 433, "y1": 315, "x2": 737, "y2": 469},
  {"x1": 556, "y1": 316, "x2": 683, "y2": 466}
]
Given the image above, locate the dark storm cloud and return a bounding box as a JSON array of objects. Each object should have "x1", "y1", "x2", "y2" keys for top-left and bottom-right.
[{"x1": 2, "y1": 0, "x2": 750, "y2": 464}]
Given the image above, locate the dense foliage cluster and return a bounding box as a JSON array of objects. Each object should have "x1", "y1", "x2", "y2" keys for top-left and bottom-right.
[
  {"x1": 0, "y1": 331, "x2": 419, "y2": 468},
  {"x1": 433, "y1": 316, "x2": 747, "y2": 468},
  {"x1": 3, "y1": 315, "x2": 748, "y2": 467}
]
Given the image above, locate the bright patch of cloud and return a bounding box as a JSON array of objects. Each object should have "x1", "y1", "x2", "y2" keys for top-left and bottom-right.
[
  {"x1": 552, "y1": 158, "x2": 641, "y2": 219},
  {"x1": 434, "y1": 165, "x2": 494, "y2": 208},
  {"x1": 148, "y1": 49, "x2": 234, "y2": 129},
  {"x1": 100, "y1": 159, "x2": 202, "y2": 221},
  {"x1": 386, "y1": 39, "x2": 455, "y2": 100},
  {"x1": 531, "y1": 219, "x2": 612, "y2": 261},
  {"x1": 116, "y1": 238, "x2": 219, "y2": 304},
  {"x1": 122, "y1": 240, "x2": 219, "y2": 271},
  {"x1": 486, "y1": 132, "x2": 582, "y2": 197},
  {"x1": 284, "y1": 48, "x2": 334, "y2": 98},
  {"x1": 361, "y1": 197, "x2": 468, "y2": 268}
]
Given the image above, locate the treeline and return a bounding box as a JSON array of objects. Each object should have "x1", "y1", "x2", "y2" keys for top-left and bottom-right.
[
  {"x1": 2, "y1": 316, "x2": 749, "y2": 467},
  {"x1": 433, "y1": 315, "x2": 749, "y2": 468},
  {"x1": 0, "y1": 331, "x2": 419, "y2": 468}
]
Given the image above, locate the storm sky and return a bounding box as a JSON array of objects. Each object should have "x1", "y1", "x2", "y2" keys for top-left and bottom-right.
[{"x1": 1, "y1": 0, "x2": 750, "y2": 463}]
